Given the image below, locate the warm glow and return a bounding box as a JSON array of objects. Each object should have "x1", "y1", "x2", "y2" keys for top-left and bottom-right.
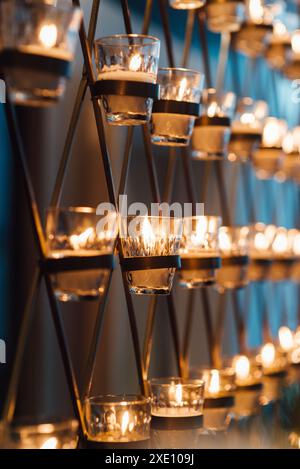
[
  {"x1": 40, "y1": 437, "x2": 58, "y2": 449},
  {"x1": 262, "y1": 118, "x2": 287, "y2": 147},
  {"x1": 254, "y1": 232, "x2": 269, "y2": 251},
  {"x1": 272, "y1": 229, "x2": 288, "y2": 255},
  {"x1": 240, "y1": 112, "x2": 255, "y2": 125},
  {"x1": 208, "y1": 370, "x2": 220, "y2": 394},
  {"x1": 283, "y1": 132, "x2": 295, "y2": 154},
  {"x1": 248, "y1": 0, "x2": 264, "y2": 24},
  {"x1": 278, "y1": 326, "x2": 294, "y2": 352},
  {"x1": 273, "y1": 21, "x2": 287, "y2": 37},
  {"x1": 219, "y1": 230, "x2": 232, "y2": 252},
  {"x1": 38, "y1": 23, "x2": 58, "y2": 49},
  {"x1": 291, "y1": 347, "x2": 300, "y2": 364},
  {"x1": 70, "y1": 227, "x2": 94, "y2": 250},
  {"x1": 261, "y1": 343, "x2": 276, "y2": 368},
  {"x1": 174, "y1": 384, "x2": 183, "y2": 404},
  {"x1": 207, "y1": 101, "x2": 218, "y2": 117},
  {"x1": 234, "y1": 355, "x2": 250, "y2": 380},
  {"x1": 191, "y1": 218, "x2": 208, "y2": 247},
  {"x1": 141, "y1": 217, "x2": 155, "y2": 248},
  {"x1": 121, "y1": 411, "x2": 130, "y2": 436},
  {"x1": 178, "y1": 77, "x2": 187, "y2": 101},
  {"x1": 292, "y1": 30, "x2": 300, "y2": 55},
  {"x1": 129, "y1": 54, "x2": 142, "y2": 72}
]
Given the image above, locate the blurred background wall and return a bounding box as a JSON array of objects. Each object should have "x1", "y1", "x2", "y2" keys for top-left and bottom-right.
[{"x1": 0, "y1": 0, "x2": 299, "y2": 420}]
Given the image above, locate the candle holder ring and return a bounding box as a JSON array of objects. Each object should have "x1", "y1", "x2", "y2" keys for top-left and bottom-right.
[
  {"x1": 180, "y1": 256, "x2": 221, "y2": 270},
  {"x1": 91, "y1": 80, "x2": 160, "y2": 100},
  {"x1": 151, "y1": 415, "x2": 203, "y2": 430},
  {"x1": 41, "y1": 254, "x2": 116, "y2": 273},
  {"x1": 204, "y1": 395, "x2": 235, "y2": 409},
  {"x1": 195, "y1": 115, "x2": 231, "y2": 127},
  {"x1": 152, "y1": 100, "x2": 200, "y2": 117},
  {"x1": 121, "y1": 255, "x2": 181, "y2": 272},
  {"x1": 221, "y1": 255, "x2": 249, "y2": 266},
  {"x1": 0, "y1": 50, "x2": 72, "y2": 78}
]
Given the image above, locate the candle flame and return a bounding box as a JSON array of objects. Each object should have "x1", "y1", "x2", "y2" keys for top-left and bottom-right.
[
  {"x1": 39, "y1": 23, "x2": 58, "y2": 49},
  {"x1": 121, "y1": 411, "x2": 130, "y2": 436},
  {"x1": 273, "y1": 21, "x2": 287, "y2": 37},
  {"x1": 272, "y1": 230, "x2": 288, "y2": 255},
  {"x1": 283, "y1": 132, "x2": 295, "y2": 154},
  {"x1": 278, "y1": 326, "x2": 294, "y2": 352},
  {"x1": 240, "y1": 112, "x2": 255, "y2": 125},
  {"x1": 174, "y1": 384, "x2": 183, "y2": 404},
  {"x1": 219, "y1": 229, "x2": 232, "y2": 253},
  {"x1": 254, "y1": 232, "x2": 269, "y2": 251},
  {"x1": 129, "y1": 54, "x2": 142, "y2": 72},
  {"x1": 178, "y1": 77, "x2": 187, "y2": 101},
  {"x1": 141, "y1": 217, "x2": 155, "y2": 248},
  {"x1": 262, "y1": 118, "x2": 287, "y2": 148},
  {"x1": 208, "y1": 370, "x2": 220, "y2": 394},
  {"x1": 261, "y1": 343, "x2": 276, "y2": 368},
  {"x1": 292, "y1": 30, "x2": 300, "y2": 55},
  {"x1": 248, "y1": 0, "x2": 264, "y2": 24},
  {"x1": 234, "y1": 355, "x2": 250, "y2": 381},
  {"x1": 207, "y1": 102, "x2": 218, "y2": 117},
  {"x1": 191, "y1": 218, "x2": 208, "y2": 247},
  {"x1": 69, "y1": 227, "x2": 94, "y2": 250},
  {"x1": 40, "y1": 437, "x2": 58, "y2": 449}
]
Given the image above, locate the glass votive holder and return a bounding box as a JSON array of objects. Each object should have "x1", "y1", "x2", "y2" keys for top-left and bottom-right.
[
  {"x1": 257, "y1": 343, "x2": 288, "y2": 377},
  {"x1": 198, "y1": 368, "x2": 236, "y2": 432},
  {"x1": 150, "y1": 68, "x2": 203, "y2": 147},
  {"x1": 169, "y1": 0, "x2": 206, "y2": 9},
  {"x1": 228, "y1": 98, "x2": 267, "y2": 162},
  {"x1": 84, "y1": 395, "x2": 151, "y2": 447},
  {"x1": 4, "y1": 419, "x2": 78, "y2": 449},
  {"x1": 150, "y1": 378, "x2": 205, "y2": 429},
  {"x1": 267, "y1": 227, "x2": 294, "y2": 282},
  {"x1": 94, "y1": 34, "x2": 160, "y2": 126},
  {"x1": 0, "y1": 0, "x2": 81, "y2": 107},
  {"x1": 248, "y1": 223, "x2": 276, "y2": 282},
  {"x1": 264, "y1": 23, "x2": 291, "y2": 70},
  {"x1": 252, "y1": 118, "x2": 287, "y2": 180},
  {"x1": 192, "y1": 89, "x2": 235, "y2": 160},
  {"x1": 216, "y1": 226, "x2": 250, "y2": 291},
  {"x1": 206, "y1": 0, "x2": 245, "y2": 33},
  {"x1": 179, "y1": 215, "x2": 221, "y2": 288},
  {"x1": 120, "y1": 216, "x2": 182, "y2": 295},
  {"x1": 46, "y1": 207, "x2": 117, "y2": 302},
  {"x1": 232, "y1": 354, "x2": 263, "y2": 389}
]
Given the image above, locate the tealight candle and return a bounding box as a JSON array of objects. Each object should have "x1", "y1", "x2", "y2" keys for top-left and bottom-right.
[
  {"x1": 267, "y1": 227, "x2": 294, "y2": 282},
  {"x1": 4, "y1": 420, "x2": 78, "y2": 449},
  {"x1": 206, "y1": 0, "x2": 245, "y2": 33},
  {"x1": 150, "y1": 68, "x2": 203, "y2": 146},
  {"x1": 278, "y1": 127, "x2": 300, "y2": 183},
  {"x1": 229, "y1": 98, "x2": 267, "y2": 161},
  {"x1": 84, "y1": 395, "x2": 151, "y2": 447},
  {"x1": 94, "y1": 34, "x2": 160, "y2": 125},
  {"x1": 258, "y1": 342, "x2": 288, "y2": 376},
  {"x1": 0, "y1": 0, "x2": 81, "y2": 106},
  {"x1": 192, "y1": 89, "x2": 235, "y2": 160},
  {"x1": 169, "y1": 0, "x2": 206, "y2": 9},
  {"x1": 232, "y1": 355, "x2": 263, "y2": 388},
  {"x1": 46, "y1": 207, "x2": 117, "y2": 302},
  {"x1": 248, "y1": 223, "x2": 276, "y2": 282},
  {"x1": 265, "y1": 22, "x2": 291, "y2": 70},
  {"x1": 283, "y1": 30, "x2": 300, "y2": 79},
  {"x1": 120, "y1": 216, "x2": 182, "y2": 295},
  {"x1": 179, "y1": 216, "x2": 221, "y2": 288},
  {"x1": 150, "y1": 378, "x2": 204, "y2": 428},
  {"x1": 216, "y1": 226, "x2": 249, "y2": 291},
  {"x1": 252, "y1": 118, "x2": 287, "y2": 180}
]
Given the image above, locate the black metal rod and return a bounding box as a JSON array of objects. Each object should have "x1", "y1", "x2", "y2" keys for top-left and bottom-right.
[
  {"x1": 1, "y1": 269, "x2": 41, "y2": 423},
  {"x1": 231, "y1": 290, "x2": 247, "y2": 354},
  {"x1": 215, "y1": 160, "x2": 231, "y2": 226},
  {"x1": 143, "y1": 296, "x2": 158, "y2": 379},
  {"x1": 158, "y1": 0, "x2": 175, "y2": 67},
  {"x1": 197, "y1": 10, "x2": 212, "y2": 88},
  {"x1": 182, "y1": 290, "x2": 196, "y2": 377},
  {"x1": 121, "y1": 0, "x2": 133, "y2": 34},
  {"x1": 182, "y1": 10, "x2": 195, "y2": 68},
  {"x1": 201, "y1": 288, "x2": 216, "y2": 368},
  {"x1": 213, "y1": 292, "x2": 226, "y2": 369},
  {"x1": 167, "y1": 295, "x2": 185, "y2": 377}
]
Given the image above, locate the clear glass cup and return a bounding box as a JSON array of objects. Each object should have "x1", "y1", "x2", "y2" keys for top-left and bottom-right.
[
  {"x1": 229, "y1": 98, "x2": 267, "y2": 162},
  {"x1": 94, "y1": 34, "x2": 160, "y2": 125},
  {"x1": 4, "y1": 419, "x2": 78, "y2": 449},
  {"x1": 150, "y1": 68, "x2": 203, "y2": 146},
  {"x1": 206, "y1": 0, "x2": 245, "y2": 33},
  {"x1": 216, "y1": 225, "x2": 249, "y2": 290},
  {"x1": 169, "y1": 0, "x2": 206, "y2": 9},
  {"x1": 0, "y1": 0, "x2": 81, "y2": 106},
  {"x1": 150, "y1": 378, "x2": 205, "y2": 418},
  {"x1": 120, "y1": 216, "x2": 182, "y2": 295},
  {"x1": 179, "y1": 215, "x2": 221, "y2": 288},
  {"x1": 192, "y1": 89, "x2": 235, "y2": 160},
  {"x1": 252, "y1": 118, "x2": 287, "y2": 180},
  {"x1": 84, "y1": 395, "x2": 151, "y2": 443},
  {"x1": 267, "y1": 226, "x2": 294, "y2": 282},
  {"x1": 46, "y1": 207, "x2": 118, "y2": 302}
]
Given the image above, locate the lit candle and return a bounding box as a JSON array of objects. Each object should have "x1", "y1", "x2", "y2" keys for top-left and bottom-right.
[
  {"x1": 260, "y1": 342, "x2": 287, "y2": 375},
  {"x1": 278, "y1": 326, "x2": 294, "y2": 353},
  {"x1": 6, "y1": 421, "x2": 78, "y2": 449},
  {"x1": 233, "y1": 355, "x2": 262, "y2": 388}
]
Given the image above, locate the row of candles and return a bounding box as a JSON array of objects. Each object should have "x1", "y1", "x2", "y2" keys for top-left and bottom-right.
[
  {"x1": 46, "y1": 209, "x2": 300, "y2": 301},
  {"x1": 2, "y1": 324, "x2": 300, "y2": 448}
]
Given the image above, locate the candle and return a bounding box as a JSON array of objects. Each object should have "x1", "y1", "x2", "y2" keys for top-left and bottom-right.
[
  {"x1": 283, "y1": 30, "x2": 300, "y2": 79},
  {"x1": 169, "y1": 0, "x2": 205, "y2": 9},
  {"x1": 278, "y1": 326, "x2": 294, "y2": 353},
  {"x1": 232, "y1": 354, "x2": 263, "y2": 388},
  {"x1": 120, "y1": 216, "x2": 182, "y2": 295},
  {"x1": 94, "y1": 35, "x2": 160, "y2": 125},
  {"x1": 150, "y1": 68, "x2": 203, "y2": 147},
  {"x1": 84, "y1": 395, "x2": 151, "y2": 444},
  {"x1": 259, "y1": 343, "x2": 288, "y2": 375},
  {"x1": 206, "y1": 0, "x2": 245, "y2": 34},
  {"x1": 192, "y1": 89, "x2": 235, "y2": 160},
  {"x1": 216, "y1": 226, "x2": 249, "y2": 291},
  {"x1": 46, "y1": 207, "x2": 117, "y2": 302},
  {"x1": 0, "y1": 1, "x2": 81, "y2": 106},
  {"x1": 150, "y1": 378, "x2": 204, "y2": 419},
  {"x1": 265, "y1": 22, "x2": 291, "y2": 70},
  {"x1": 179, "y1": 216, "x2": 221, "y2": 288},
  {"x1": 5, "y1": 420, "x2": 78, "y2": 449},
  {"x1": 279, "y1": 128, "x2": 300, "y2": 182}
]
